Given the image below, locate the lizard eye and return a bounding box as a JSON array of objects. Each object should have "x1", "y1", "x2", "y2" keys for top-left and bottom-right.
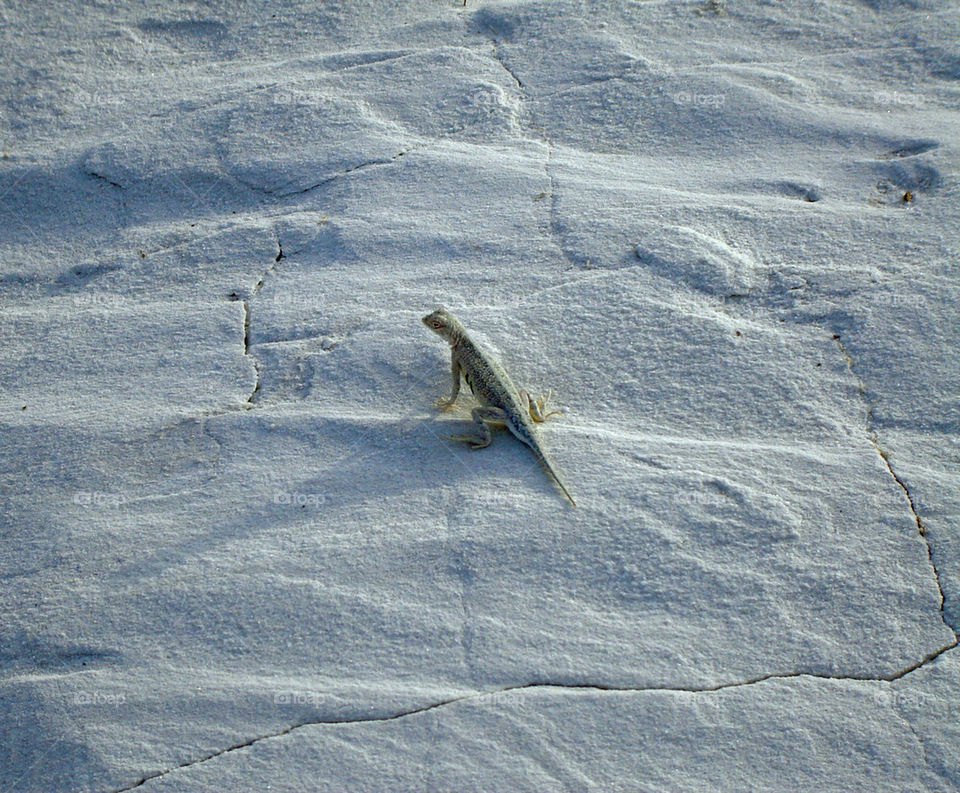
[{"x1": 432, "y1": 320, "x2": 443, "y2": 329}]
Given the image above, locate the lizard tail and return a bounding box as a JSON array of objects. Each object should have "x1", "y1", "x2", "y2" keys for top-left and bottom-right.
[
  {"x1": 538, "y1": 450, "x2": 577, "y2": 507},
  {"x1": 508, "y1": 417, "x2": 576, "y2": 506}
]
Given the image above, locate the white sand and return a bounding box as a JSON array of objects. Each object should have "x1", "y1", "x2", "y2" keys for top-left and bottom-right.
[{"x1": 2, "y1": 2, "x2": 958, "y2": 790}]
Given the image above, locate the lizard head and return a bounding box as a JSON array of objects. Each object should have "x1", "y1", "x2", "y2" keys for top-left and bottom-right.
[{"x1": 422, "y1": 306, "x2": 459, "y2": 342}]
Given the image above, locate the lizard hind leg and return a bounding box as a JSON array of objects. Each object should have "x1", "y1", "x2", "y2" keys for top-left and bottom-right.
[
  {"x1": 523, "y1": 389, "x2": 563, "y2": 423},
  {"x1": 447, "y1": 406, "x2": 508, "y2": 449}
]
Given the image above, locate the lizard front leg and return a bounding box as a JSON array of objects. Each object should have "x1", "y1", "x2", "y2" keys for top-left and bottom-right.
[
  {"x1": 447, "y1": 406, "x2": 507, "y2": 448},
  {"x1": 434, "y1": 355, "x2": 462, "y2": 410},
  {"x1": 521, "y1": 389, "x2": 563, "y2": 422}
]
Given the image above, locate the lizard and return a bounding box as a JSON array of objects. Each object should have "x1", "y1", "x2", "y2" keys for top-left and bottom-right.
[{"x1": 422, "y1": 306, "x2": 576, "y2": 506}]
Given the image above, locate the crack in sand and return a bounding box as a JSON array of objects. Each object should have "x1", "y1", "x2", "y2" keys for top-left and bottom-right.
[
  {"x1": 108, "y1": 652, "x2": 957, "y2": 792},
  {"x1": 831, "y1": 332, "x2": 956, "y2": 642},
  {"x1": 232, "y1": 234, "x2": 287, "y2": 406},
  {"x1": 488, "y1": 41, "x2": 523, "y2": 89},
  {"x1": 272, "y1": 148, "x2": 414, "y2": 197},
  {"x1": 86, "y1": 169, "x2": 124, "y2": 189}
]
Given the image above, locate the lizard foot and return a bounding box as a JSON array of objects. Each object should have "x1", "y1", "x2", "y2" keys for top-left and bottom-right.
[{"x1": 523, "y1": 389, "x2": 563, "y2": 422}]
